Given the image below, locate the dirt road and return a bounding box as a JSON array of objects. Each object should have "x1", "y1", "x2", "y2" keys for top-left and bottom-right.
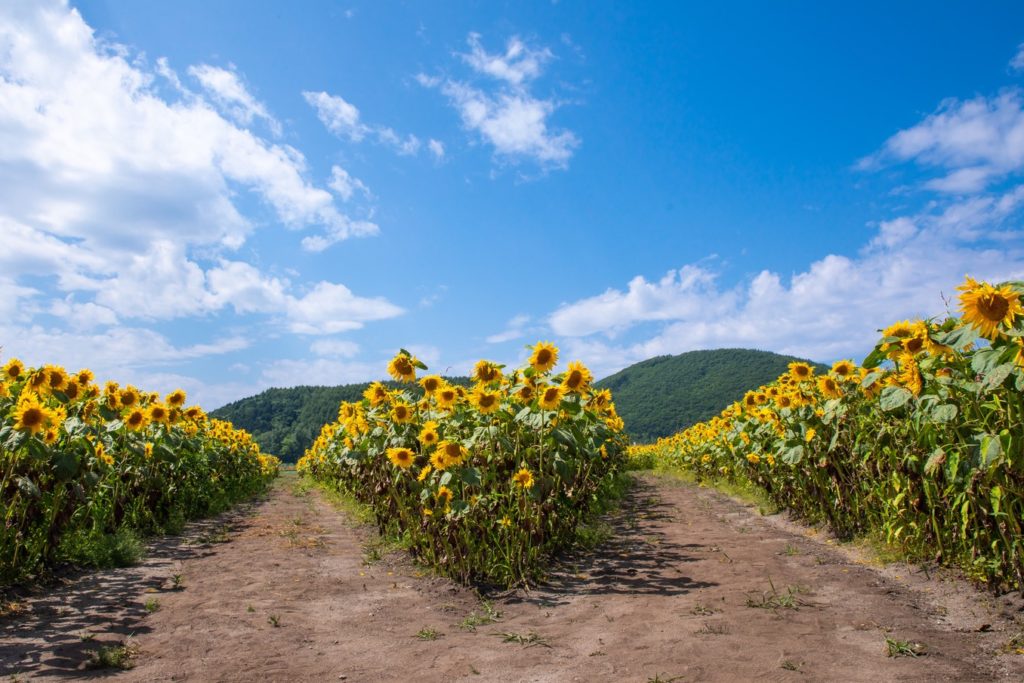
[{"x1": 3, "y1": 472, "x2": 1023, "y2": 682}]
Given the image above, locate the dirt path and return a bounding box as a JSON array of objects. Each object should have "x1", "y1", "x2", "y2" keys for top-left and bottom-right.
[{"x1": 3, "y1": 472, "x2": 1024, "y2": 682}]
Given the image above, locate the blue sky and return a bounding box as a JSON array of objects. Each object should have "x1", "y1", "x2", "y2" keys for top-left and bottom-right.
[{"x1": 2, "y1": 0, "x2": 1023, "y2": 408}]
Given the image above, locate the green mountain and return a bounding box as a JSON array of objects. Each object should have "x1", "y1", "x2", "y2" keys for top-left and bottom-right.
[
  {"x1": 212, "y1": 349, "x2": 823, "y2": 460},
  {"x1": 595, "y1": 348, "x2": 827, "y2": 443}
]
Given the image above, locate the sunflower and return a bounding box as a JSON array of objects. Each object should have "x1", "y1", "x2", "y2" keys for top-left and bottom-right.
[
  {"x1": 45, "y1": 365, "x2": 68, "y2": 393},
  {"x1": 588, "y1": 388, "x2": 613, "y2": 411},
  {"x1": 386, "y1": 447, "x2": 415, "y2": 469},
  {"x1": 514, "y1": 384, "x2": 535, "y2": 404},
  {"x1": 436, "y1": 384, "x2": 459, "y2": 410},
  {"x1": 958, "y1": 277, "x2": 1023, "y2": 339},
  {"x1": 13, "y1": 397, "x2": 50, "y2": 434},
  {"x1": 470, "y1": 386, "x2": 502, "y2": 414},
  {"x1": 882, "y1": 320, "x2": 917, "y2": 340},
  {"x1": 787, "y1": 362, "x2": 813, "y2": 382},
  {"x1": 805, "y1": 428, "x2": 817, "y2": 442},
  {"x1": 429, "y1": 449, "x2": 450, "y2": 471},
  {"x1": 148, "y1": 403, "x2": 170, "y2": 424},
  {"x1": 119, "y1": 386, "x2": 140, "y2": 408},
  {"x1": 3, "y1": 358, "x2": 24, "y2": 381},
  {"x1": 897, "y1": 354, "x2": 923, "y2": 396},
  {"x1": 436, "y1": 485, "x2": 454, "y2": 507},
  {"x1": 144, "y1": 442, "x2": 154, "y2": 459},
  {"x1": 63, "y1": 382, "x2": 80, "y2": 401},
  {"x1": 43, "y1": 428, "x2": 59, "y2": 445},
  {"x1": 419, "y1": 375, "x2": 443, "y2": 396},
  {"x1": 363, "y1": 382, "x2": 389, "y2": 406},
  {"x1": 437, "y1": 440, "x2": 467, "y2": 467},
  {"x1": 417, "y1": 464, "x2": 433, "y2": 482},
  {"x1": 775, "y1": 394, "x2": 793, "y2": 409},
  {"x1": 512, "y1": 467, "x2": 535, "y2": 489},
  {"x1": 746, "y1": 452, "x2": 761, "y2": 465},
  {"x1": 539, "y1": 384, "x2": 565, "y2": 410},
  {"x1": 124, "y1": 408, "x2": 148, "y2": 431},
  {"x1": 166, "y1": 389, "x2": 187, "y2": 408},
  {"x1": 387, "y1": 352, "x2": 418, "y2": 383},
  {"x1": 74, "y1": 369, "x2": 93, "y2": 386},
  {"x1": 830, "y1": 360, "x2": 856, "y2": 379},
  {"x1": 473, "y1": 360, "x2": 502, "y2": 385},
  {"x1": 528, "y1": 341, "x2": 559, "y2": 374},
  {"x1": 419, "y1": 420, "x2": 439, "y2": 446},
  {"x1": 817, "y1": 376, "x2": 842, "y2": 400},
  {"x1": 391, "y1": 402, "x2": 414, "y2": 423},
  {"x1": 184, "y1": 406, "x2": 205, "y2": 421},
  {"x1": 561, "y1": 361, "x2": 593, "y2": 393}
]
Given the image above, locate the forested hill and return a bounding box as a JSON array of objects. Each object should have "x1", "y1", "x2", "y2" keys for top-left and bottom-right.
[
  {"x1": 594, "y1": 348, "x2": 828, "y2": 444},
  {"x1": 211, "y1": 379, "x2": 468, "y2": 463}
]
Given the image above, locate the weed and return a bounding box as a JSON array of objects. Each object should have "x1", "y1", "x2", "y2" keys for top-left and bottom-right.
[
  {"x1": 59, "y1": 527, "x2": 144, "y2": 569},
  {"x1": 268, "y1": 614, "x2": 281, "y2": 627},
  {"x1": 695, "y1": 622, "x2": 729, "y2": 635},
  {"x1": 498, "y1": 630, "x2": 551, "y2": 648},
  {"x1": 885, "y1": 637, "x2": 926, "y2": 657},
  {"x1": 782, "y1": 544, "x2": 800, "y2": 556},
  {"x1": 144, "y1": 598, "x2": 160, "y2": 614},
  {"x1": 746, "y1": 578, "x2": 807, "y2": 611},
  {"x1": 170, "y1": 573, "x2": 184, "y2": 590},
  {"x1": 690, "y1": 602, "x2": 716, "y2": 616},
  {"x1": 247, "y1": 604, "x2": 255, "y2": 613},
  {"x1": 416, "y1": 626, "x2": 442, "y2": 640},
  {"x1": 460, "y1": 601, "x2": 502, "y2": 631},
  {"x1": 781, "y1": 659, "x2": 802, "y2": 671},
  {"x1": 79, "y1": 631, "x2": 95, "y2": 642},
  {"x1": 86, "y1": 642, "x2": 136, "y2": 670},
  {"x1": 647, "y1": 674, "x2": 684, "y2": 683}
]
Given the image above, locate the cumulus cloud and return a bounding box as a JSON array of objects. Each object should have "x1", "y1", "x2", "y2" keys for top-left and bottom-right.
[
  {"x1": 188, "y1": 63, "x2": 281, "y2": 135},
  {"x1": 486, "y1": 314, "x2": 532, "y2": 343},
  {"x1": 418, "y1": 33, "x2": 578, "y2": 169},
  {"x1": 428, "y1": 138, "x2": 445, "y2": 160}
]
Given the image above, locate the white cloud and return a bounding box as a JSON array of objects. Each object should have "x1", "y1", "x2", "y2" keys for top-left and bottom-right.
[
  {"x1": 486, "y1": 314, "x2": 532, "y2": 343},
  {"x1": 304, "y1": 89, "x2": 422, "y2": 155},
  {"x1": 419, "y1": 34, "x2": 579, "y2": 169},
  {"x1": 864, "y1": 90, "x2": 1024, "y2": 193},
  {"x1": 188, "y1": 63, "x2": 281, "y2": 135},
  {"x1": 428, "y1": 138, "x2": 445, "y2": 160},
  {"x1": 260, "y1": 357, "x2": 380, "y2": 388},
  {"x1": 286, "y1": 282, "x2": 404, "y2": 335},
  {"x1": 328, "y1": 165, "x2": 371, "y2": 201},
  {"x1": 1012, "y1": 43, "x2": 1024, "y2": 71},
  {"x1": 310, "y1": 339, "x2": 360, "y2": 357}
]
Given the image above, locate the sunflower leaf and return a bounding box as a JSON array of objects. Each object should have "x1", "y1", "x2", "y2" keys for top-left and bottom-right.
[{"x1": 879, "y1": 386, "x2": 913, "y2": 412}]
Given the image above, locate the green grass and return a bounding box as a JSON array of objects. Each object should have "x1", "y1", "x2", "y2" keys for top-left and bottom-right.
[
  {"x1": 85, "y1": 643, "x2": 135, "y2": 670},
  {"x1": 460, "y1": 601, "x2": 502, "y2": 631},
  {"x1": 143, "y1": 598, "x2": 160, "y2": 614},
  {"x1": 498, "y1": 631, "x2": 551, "y2": 648},
  {"x1": 415, "y1": 626, "x2": 442, "y2": 640},
  {"x1": 885, "y1": 637, "x2": 926, "y2": 657},
  {"x1": 57, "y1": 527, "x2": 145, "y2": 570}
]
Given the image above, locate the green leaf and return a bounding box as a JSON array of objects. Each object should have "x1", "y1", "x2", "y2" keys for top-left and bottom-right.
[
  {"x1": 979, "y1": 434, "x2": 1002, "y2": 468},
  {"x1": 17, "y1": 476, "x2": 41, "y2": 498},
  {"x1": 860, "y1": 371, "x2": 884, "y2": 389},
  {"x1": 781, "y1": 444, "x2": 804, "y2": 465},
  {"x1": 879, "y1": 386, "x2": 913, "y2": 412},
  {"x1": 52, "y1": 450, "x2": 80, "y2": 481},
  {"x1": 982, "y1": 362, "x2": 1015, "y2": 391},
  {"x1": 861, "y1": 347, "x2": 887, "y2": 369},
  {"x1": 460, "y1": 467, "x2": 481, "y2": 486},
  {"x1": 439, "y1": 471, "x2": 452, "y2": 487},
  {"x1": 929, "y1": 403, "x2": 958, "y2": 424}
]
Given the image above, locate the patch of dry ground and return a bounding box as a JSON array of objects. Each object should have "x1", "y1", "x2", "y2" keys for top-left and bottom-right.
[{"x1": 3, "y1": 472, "x2": 1024, "y2": 682}]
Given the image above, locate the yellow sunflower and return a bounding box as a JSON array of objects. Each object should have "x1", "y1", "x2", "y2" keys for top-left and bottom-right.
[
  {"x1": 561, "y1": 361, "x2": 593, "y2": 393},
  {"x1": 436, "y1": 384, "x2": 459, "y2": 410},
  {"x1": 514, "y1": 384, "x2": 535, "y2": 404},
  {"x1": 817, "y1": 376, "x2": 842, "y2": 399},
  {"x1": 958, "y1": 276, "x2": 1023, "y2": 339},
  {"x1": 3, "y1": 358, "x2": 24, "y2": 381},
  {"x1": 13, "y1": 396, "x2": 50, "y2": 434},
  {"x1": 148, "y1": 403, "x2": 170, "y2": 424},
  {"x1": 437, "y1": 440, "x2": 467, "y2": 467},
  {"x1": 387, "y1": 352, "x2": 418, "y2": 383},
  {"x1": 787, "y1": 362, "x2": 814, "y2": 382},
  {"x1": 417, "y1": 464, "x2": 433, "y2": 482},
  {"x1": 166, "y1": 389, "x2": 187, "y2": 408},
  {"x1": 119, "y1": 386, "x2": 140, "y2": 408},
  {"x1": 419, "y1": 375, "x2": 443, "y2": 396},
  {"x1": 124, "y1": 408, "x2": 149, "y2": 431},
  {"x1": 45, "y1": 365, "x2": 68, "y2": 393},
  {"x1": 436, "y1": 485, "x2": 454, "y2": 508},
  {"x1": 363, "y1": 382, "x2": 389, "y2": 406},
  {"x1": 470, "y1": 385, "x2": 502, "y2": 414},
  {"x1": 512, "y1": 467, "x2": 535, "y2": 489},
  {"x1": 419, "y1": 420, "x2": 439, "y2": 446},
  {"x1": 473, "y1": 360, "x2": 502, "y2": 385},
  {"x1": 528, "y1": 341, "x2": 559, "y2": 374},
  {"x1": 386, "y1": 447, "x2": 415, "y2": 469},
  {"x1": 538, "y1": 384, "x2": 565, "y2": 410},
  {"x1": 830, "y1": 359, "x2": 856, "y2": 379},
  {"x1": 390, "y1": 402, "x2": 415, "y2": 423}
]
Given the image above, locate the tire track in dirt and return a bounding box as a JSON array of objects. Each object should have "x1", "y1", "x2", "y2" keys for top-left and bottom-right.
[{"x1": 3, "y1": 472, "x2": 1023, "y2": 681}]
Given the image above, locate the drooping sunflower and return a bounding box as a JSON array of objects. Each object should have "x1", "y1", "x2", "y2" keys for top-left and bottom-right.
[
  {"x1": 538, "y1": 384, "x2": 565, "y2": 410},
  {"x1": 166, "y1": 389, "x2": 187, "y2": 408},
  {"x1": 470, "y1": 385, "x2": 502, "y2": 414},
  {"x1": 561, "y1": 361, "x2": 593, "y2": 393},
  {"x1": 419, "y1": 375, "x2": 443, "y2": 396},
  {"x1": 958, "y1": 277, "x2": 1023, "y2": 339},
  {"x1": 528, "y1": 341, "x2": 559, "y2": 374},
  {"x1": 386, "y1": 447, "x2": 415, "y2": 469},
  {"x1": 3, "y1": 358, "x2": 24, "y2": 381},
  {"x1": 183, "y1": 405, "x2": 205, "y2": 421},
  {"x1": 512, "y1": 467, "x2": 535, "y2": 490},
  {"x1": 387, "y1": 352, "x2": 418, "y2": 383},
  {"x1": 363, "y1": 382, "x2": 389, "y2": 406},
  {"x1": 897, "y1": 354, "x2": 923, "y2": 396},
  {"x1": 473, "y1": 360, "x2": 502, "y2": 385}
]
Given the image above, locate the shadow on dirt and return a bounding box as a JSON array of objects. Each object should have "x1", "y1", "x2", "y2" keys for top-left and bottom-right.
[
  {"x1": 509, "y1": 478, "x2": 716, "y2": 608},
  {"x1": 0, "y1": 498, "x2": 265, "y2": 678}
]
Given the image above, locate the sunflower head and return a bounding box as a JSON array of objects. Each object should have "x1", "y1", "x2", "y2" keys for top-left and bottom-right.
[
  {"x1": 148, "y1": 403, "x2": 170, "y2": 424},
  {"x1": 817, "y1": 375, "x2": 842, "y2": 399},
  {"x1": 419, "y1": 375, "x2": 443, "y2": 395},
  {"x1": 14, "y1": 396, "x2": 50, "y2": 434},
  {"x1": 439, "y1": 440, "x2": 467, "y2": 466},
  {"x1": 561, "y1": 361, "x2": 593, "y2": 393},
  {"x1": 512, "y1": 467, "x2": 535, "y2": 490},
  {"x1": 787, "y1": 362, "x2": 814, "y2": 382},
  {"x1": 470, "y1": 386, "x2": 502, "y2": 414},
  {"x1": 166, "y1": 389, "x2": 187, "y2": 408},
  {"x1": 391, "y1": 402, "x2": 414, "y2": 423},
  {"x1": 419, "y1": 421, "x2": 439, "y2": 446},
  {"x1": 3, "y1": 358, "x2": 24, "y2": 381},
  {"x1": 473, "y1": 360, "x2": 502, "y2": 385},
  {"x1": 958, "y1": 277, "x2": 1023, "y2": 339},
  {"x1": 386, "y1": 352, "x2": 418, "y2": 383},
  {"x1": 119, "y1": 386, "x2": 140, "y2": 408},
  {"x1": 528, "y1": 341, "x2": 559, "y2": 374},
  {"x1": 436, "y1": 485, "x2": 454, "y2": 507},
  {"x1": 125, "y1": 408, "x2": 148, "y2": 431},
  {"x1": 538, "y1": 384, "x2": 565, "y2": 410},
  {"x1": 386, "y1": 447, "x2": 415, "y2": 469},
  {"x1": 363, "y1": 382, "x2": 389, "y2": 406},
  {"x1": 830, "y1": 360, "x2": 856, "y2": 379}
]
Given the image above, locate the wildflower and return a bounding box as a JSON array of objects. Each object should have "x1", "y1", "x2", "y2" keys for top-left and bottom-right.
[{"x1": 512, "y1": 468, "x2": 534, "y2": 490}]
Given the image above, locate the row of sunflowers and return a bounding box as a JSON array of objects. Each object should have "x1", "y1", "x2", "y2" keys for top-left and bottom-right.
[
  {"x1": 630, "y1": 276, "x2": 1024, "y2": 590},
  {"x1": 298, "y1": 343, "x2": 629, "y2": 586},
  {"x1": 1, "y1": 360, "x2": 279, "y2": 585}
]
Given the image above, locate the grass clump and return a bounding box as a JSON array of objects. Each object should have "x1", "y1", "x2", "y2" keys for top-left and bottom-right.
[
  {"x1": 86, "y1": 642, "x2": 136, "y2": 670},
  {"x1": 57, "y1": 527, "x2": 145, "y2": 570}
]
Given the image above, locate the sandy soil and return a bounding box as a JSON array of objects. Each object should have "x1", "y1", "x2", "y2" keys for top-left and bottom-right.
[{"x1": 3, "y1": 471, "x2": 1024, "y2": 682}]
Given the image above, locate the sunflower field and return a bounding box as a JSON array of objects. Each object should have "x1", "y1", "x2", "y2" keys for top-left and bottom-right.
[
  {"x1": 630, "y1": 276, "x2": 1024, "y2": 590},
  {"x1": 298, "y1": 343, "x2": 628, "y2": 586},
  {"x1": 1, "y1": 360, "x2": 279, "y2": 585}
]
